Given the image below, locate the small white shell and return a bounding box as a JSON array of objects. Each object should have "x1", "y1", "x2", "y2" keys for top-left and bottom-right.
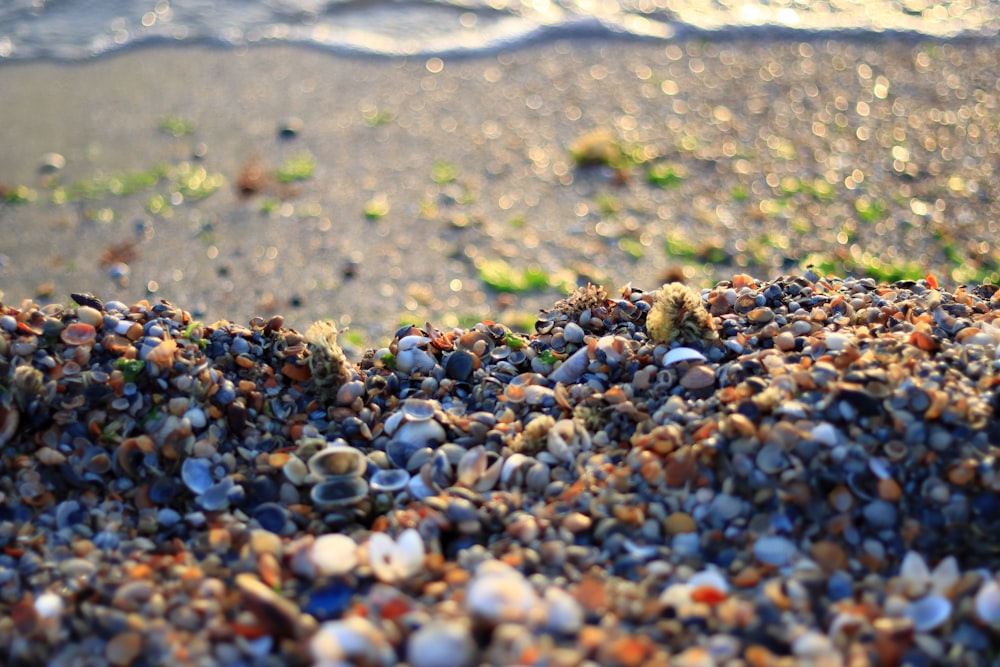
[
  {"x1": 662, "y1": 346, "x2": 707, "y2": 366},
  {"x1": 312, "y1": 534, "x2": 359, "y2": 577},
  {"x1": 397, "y1": 335, "x2": 431, "y2": 351}
]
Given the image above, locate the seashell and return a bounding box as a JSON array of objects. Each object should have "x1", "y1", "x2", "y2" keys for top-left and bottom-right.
[
  {"x1": 0, "y1": 405, "x2": 20, "y2": 447},
  {"x1": 522, "y1": 384, "x2": 554, "y2": 406},
  {"x1": 397, "y1": 334, "x2": 432, "y2": 351},
  {"x1": 401, "y1": 398, "x2": 437, "y2": 421},
  {"x1": 60, "y1": 322, "x2": 97, "y2": 347},
  {"x1": 253, "y1": 503, "x2": 290, "y2": 534},
  {"x1": 753, "y1": 536, "x2": 798, "y2": 567},
  {"x1": 114, "y1": 436, "x2": 155, "y2": 480},
  {"x1": 975, "y1": 579, "x2": 1000, "y2": 625},
  {"x1": 899, "y1": 551, "x2": 931, "y2": 597},
  {"x1": 395, "y1": 417, "x2": 448, "y2": 448},
  {"x1": 444, "y1": 349, "x2": 478, "y2": 381},
  {"x1": 473, "y1": 452, "x2": 503, "y2": 492},
  {"x1": 548, "y1": 346, "x2": 590, "y2": 384},
  {"x1": 310, "y1": 477, "x2": 369, "y2": 508},
  {"x1": 404, "y1": 447, "x2": 435, "y2": 473},
  {"x1": 368, "y1": 529, "x2": 425, "y2": 583},
  {"x1": 181, "y1": 457, "x2": 215, "y2": 494},
  {"x1": 546, "y1": 419, "x2": 590, "y2": 464},
  {"x1": 662, "y1": 346, "x2": 707, "y2": 366},
  {"x1": 396, "y1": 348, "x2": 436, "y2": 375},
  {"x1": 199, "y1": 476, "x2": 234, "y2": 511},
  {"x1": 282, "y1": 456, "x2": 309, "y2": 486},
  {"x1": 466, "y1": 560, "x2": 540, "y2": 627},
  {"x1": 457, "y1": 330, "x2": 494, "y2": 358},
  {"x1": 929, "y1": 556, "x2": 959, "y2": 596},
  {"x1": 81, "y1": 447, "x2": 112, "y2": 475},
  {"x1": 56, "y1": 500, "x2": 84, "y2": 530},
  {"x1": 370, "y1": 469, "x2": 410, "y2": 494},
  {"x1": 310, "y1": 617, "x2": 385, "y2": 666},
  {"x1": 308, "y1": 446, "x2": 366, "y2": 479},
  {"x1": 755, "y1": 444, "x2": 789, "y2": 475},
  {"x1": 406, "y1": 473, "x2": 436, "y2": 500},
  {"x1": 904, "y1": 594, "x2": 952, "y2": 632},
  {"x1": 688, "y1": 569, "x2": 730, "y2": 595},
  {"x1": 36, "y1": 447, "x2": 67, "y2": 466},
  {"x1": 524, "y1": 461, "x2": 551, "y2": 494},
  {"x1": 424, "y1": 449, "x2": 452, "y2": 489},
  {"x1": 335, "y1": 381, "x2": 366, "y2": 406},
  {"x1": 407, "y1": 621, "x2": 477, "y2": 667},
  {"x1": 501, "y1": 453, "x2": 530, "y2": 487},
  {"x1": 312, "y1": 534, "x2": 359, "y2": 577},
  {"x1": 543, "y1": 587, "x2": 584, "y2": 635},
  {"x1": 456, "y1": 446, "x2": 488, "y2": 488},
  {"x1": 148, "y1": 477, "x2": 179, "y2": 504}
]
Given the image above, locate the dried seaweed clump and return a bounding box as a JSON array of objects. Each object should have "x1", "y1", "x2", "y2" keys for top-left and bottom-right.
[
  {"x1": 646, "y1": 283, "x2": 718, "y2": 346},
  {"x1": 304, "y1": 320, "x2": 350, "y2": 399},
  {"x1": 551, "y1": 284, "x2": 609, "y2": 318}
]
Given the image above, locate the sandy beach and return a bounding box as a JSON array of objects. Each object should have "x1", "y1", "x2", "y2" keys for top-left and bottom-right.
[{"x1": 1, "y1": 38, "x2": 998, "y2": 351}]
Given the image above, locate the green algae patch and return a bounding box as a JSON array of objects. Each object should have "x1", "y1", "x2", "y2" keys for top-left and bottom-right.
[
  {"x1": 158, "y1": 115, "x2": 195, "y2": 138},
  {"x1": 363, "y1": 194, "x2": 390, "y2": 220},
  {"x1": 647, "y1": 162, "x2": 687, "y2": 189},
  {"x1": 276, "y1": 155, "x2": 316, "y2": 184}
]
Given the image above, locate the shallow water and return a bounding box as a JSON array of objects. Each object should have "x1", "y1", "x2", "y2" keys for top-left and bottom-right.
[{"x1": 2, "y1": 0, "x2": 999, "y2": 62}]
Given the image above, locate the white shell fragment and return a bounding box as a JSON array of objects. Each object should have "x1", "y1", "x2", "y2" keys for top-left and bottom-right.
[{"x1": 662, "y1": 346, "x2": 707, "y2": 366}]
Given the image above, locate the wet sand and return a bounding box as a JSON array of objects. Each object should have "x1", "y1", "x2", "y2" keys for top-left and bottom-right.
[{"x1": 0, "y1": 38, "x2": 998, "y2": 350}]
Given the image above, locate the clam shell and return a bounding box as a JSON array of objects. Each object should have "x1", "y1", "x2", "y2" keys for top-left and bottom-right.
[
  {"x1": 370, "y1": 469, "x2": 410, "y2": 494},
  {"x1": 401, "y1": 398, "x2": 437, "y2": 421},
  {"x1": 310, "y1": 477, "x2": 369, "y2": 508},
  {"x1": 904, "y1": 594, "x2": 952, "y2": 632},
  {"x1": 662, "y1": 346, "x2": 707, "y2": 366},
  {"x1": 308, "y1": 446, "x2": 366, "y2": 479}
]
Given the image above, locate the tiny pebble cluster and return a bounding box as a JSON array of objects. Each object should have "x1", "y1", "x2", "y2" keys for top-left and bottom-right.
[{"x1": 1, "y1": 273, "x2": 1000, "y2": 666}]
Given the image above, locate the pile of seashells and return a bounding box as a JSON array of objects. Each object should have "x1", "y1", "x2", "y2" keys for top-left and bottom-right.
[{"x1": 1, "y1": 275, "x2": 1000, "y2": 666}]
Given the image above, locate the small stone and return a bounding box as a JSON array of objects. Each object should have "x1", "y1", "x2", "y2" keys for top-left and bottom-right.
[{"x1": 663, "y1": 512, "x2": 697, "y2": 535}]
